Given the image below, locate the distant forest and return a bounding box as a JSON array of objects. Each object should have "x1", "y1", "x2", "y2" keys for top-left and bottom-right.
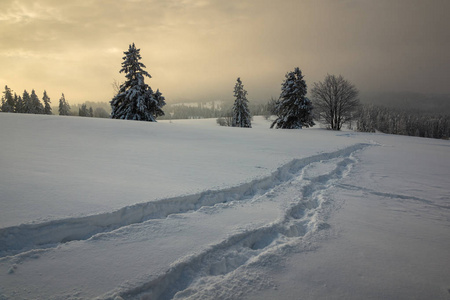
[
  {"x1": 356, "y1": 105, "x2": 449, "y2": 139},
  {"x1": 356, "y1": 92, "x2": 450, "y2": 139},
  {"x1": 158, "y1": 101, "x2": 269, "y2": 120}
]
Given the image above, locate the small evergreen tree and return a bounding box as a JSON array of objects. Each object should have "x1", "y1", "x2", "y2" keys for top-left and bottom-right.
[
  {"x1": 42, "y1": 90, "x2": 52, "y2": 115},
  {"x1": 271, "y1": 67, "x2": 314, "y2": 129},
  {"x1": 110, "y1": 43, "x2": 165, "y2": 121},
  {"x1": 79, "y1": 103, "x2": 89, "y2": 116},
  {"x1": 78, "y1": 104, "x2": 93, "y2": 117},
  {"x1": 59, "y1": 93, "x2": 71, "y2": 116},
  {"x1": 152, "y1": 89, "x2": 166, "y2": 119},
  {"x1": 30, "y1": 89, "x2": 44, "y2": 114},
  {"x1": 231, "y1": 77, "x2": 251, "y2": 128},
  {"x1": 1, "y1": 86, "x2": 15, "y2": 112}
]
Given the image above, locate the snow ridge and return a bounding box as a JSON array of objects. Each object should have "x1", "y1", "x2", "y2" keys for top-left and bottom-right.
[
  {"x1": 0, "y1": 144, "x2": 368, "y2": 260},
  {"x1": 99, "y1": 144, "x2": 368, "y2": 300}
]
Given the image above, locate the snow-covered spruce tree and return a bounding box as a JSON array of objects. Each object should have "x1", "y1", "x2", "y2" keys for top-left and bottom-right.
[
  {"x1": 59, "y1": 93, "x2": 71, "y2": 116},
  {"x1": 231, "y1": 77, "x2": 251, "y2": 128},
  {"x1": 271, "y1": 67, "x2": 314, "y2": 129},
  {"x1": 22, "y1": 90, "x2": 32, "y2": 114},
  {"x1": 1, "y1": 85, "x2": 15, "y2": 112},
  {"x1": 42, "y1": 90, "x2": 52, "y2": 115},
  {"x1": 30, "y1": 89, "x2": 44, "y2": 114},
  {"x1": 110, "y1": 43, "x2": 165, "y2": 121}
]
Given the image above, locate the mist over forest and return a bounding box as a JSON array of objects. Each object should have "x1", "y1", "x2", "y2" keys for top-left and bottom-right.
[{"x1": 360, "y1": 91, "x2": 450, "y2": 115}]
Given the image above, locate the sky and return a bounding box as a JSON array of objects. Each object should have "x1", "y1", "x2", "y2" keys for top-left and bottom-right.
[{"x1": 1, "y1": 0, "x2": 449, "y2": 105}]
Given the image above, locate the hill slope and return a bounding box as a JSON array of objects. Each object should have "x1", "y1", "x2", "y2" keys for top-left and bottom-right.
[{"x1": 0, "y1": 114, "x2": 449, "y2": 299}]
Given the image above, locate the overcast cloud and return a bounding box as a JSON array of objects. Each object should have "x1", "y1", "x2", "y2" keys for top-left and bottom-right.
[{"x1": 0, "y1": 0, "x2": 449, "y2": 104}]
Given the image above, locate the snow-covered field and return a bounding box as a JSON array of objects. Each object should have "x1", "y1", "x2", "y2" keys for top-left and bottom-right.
[{"x1": 0, "y1": 113, "x2": 449, "y2": 299}]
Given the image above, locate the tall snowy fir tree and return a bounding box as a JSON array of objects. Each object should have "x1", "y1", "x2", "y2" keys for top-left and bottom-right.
[
  {"x1": 22, "y1": 90, "x2": 32, "y2": 114},
  {"x1": 42, "y1": 90, "x2": 52, "y2": 115},
  {"x1": 271, "y1": 67, "x2": 314, "y2": 129},
  {"x1": 59, "y1": 93, "x2": 71, "y2": 116},
  {"x1": 30, "y1": 89, "x2": 44, "y2": 114},
  {"x1": 231, "y1": 77, "x2": 252, "y2": 128},
  {"x1": 1, "y1": 86, "x2": 15, "y2": 112},
  {"x1": 110, "y1": 43, "x2": 165, "y2": 121}
]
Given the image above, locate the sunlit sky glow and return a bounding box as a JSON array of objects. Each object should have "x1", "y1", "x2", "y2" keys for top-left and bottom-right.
[{"x1": 1, "y1": 0, "x2": 449, "y2": 104}]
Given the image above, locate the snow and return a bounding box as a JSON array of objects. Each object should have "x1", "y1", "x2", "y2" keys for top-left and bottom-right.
[
  {"x1": 0, "y1": 113, "x2": 449, "y2": 299},
  {"x1": 246, "y1": 136, "x2": 450, "y2": 300}
]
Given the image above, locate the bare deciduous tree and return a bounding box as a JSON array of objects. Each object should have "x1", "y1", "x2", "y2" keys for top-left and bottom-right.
[
  {"x1": 311, "y1": 74, "x2": 360, "y2": 130},
  {"x1": 112, "y1": 79, "x2": 122, "y2": 96}
]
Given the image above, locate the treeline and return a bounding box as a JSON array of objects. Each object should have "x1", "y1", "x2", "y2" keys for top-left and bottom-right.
[
  {"x1": 71, "y1": 102, "x2": 111, "y2": 118},
  {"x1": 1, "y1": 86, "x2": 52, "y2": 115},
  {"x1": 158, "y1": 101, "x2": 269, "y2": 120},
  {"x1": 0, "y1": 85, "x2": 72, "y2": 116},
  {"x1": 1, "y1": 85, "x2": 112, "y2": 118},
  {"x1": 5, "y1": 85, "x2": 448, "y2": 139},
  {"x1": 158, "y1": 102, "x2": 224, "y2": 120},
  {"x1": 357, "y1": 105, "x2": 450, "y2": 139}
]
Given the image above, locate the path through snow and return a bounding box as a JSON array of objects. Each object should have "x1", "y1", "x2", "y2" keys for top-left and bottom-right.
[{"x1": 0, "y1": 144, "x2": 368, "y2": 299}]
